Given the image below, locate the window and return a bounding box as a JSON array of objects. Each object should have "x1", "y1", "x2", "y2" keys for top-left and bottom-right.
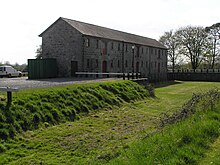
[
  {"x1": 111, "y1": 60, "x2": 113, "y2": 68},
  {"x1": 118, "y1": 60, "x2": 120, "y2": 68},
  {"x1": 102, "y1": 48, "x2": 107, "y2": 55},
  {"x1": 146, "y1": 61, "x2": 148, "y2": 68},
  {"x1": 111, "y1": 42, "x2": 114, "y2": 50},
  {"x1": 96, "y1": 40, "x2": 99, "y2": 49},
  {"x1": 96, "y1": 59, "x2": 98, "y2": 67},
  {"x1": 158, "y1": 63, "x2": 160, "y2": 73},
  {"x1": 155, "y1": 62, "x2": 157, "y2": 68},
  {"x1": 141, "y1": 47, "x2": 144, "y2": 54},
  {"x1": 118, "y1": 43, "x2": 120, "y2": 51},
  {"x1": 141, "y1": 61, "x2": 143, "y2": 67},
  {"x1": 146, "y1": 48, "x2": 148, "y2": 54},
  {"x1": 158, "y1": 49, "x2": 161, "y2": 59},
  {"x1": 150, "y1": 48, "x2": 153, "y2": 54},
  {"x1": 87, "y1": 59, "x2": 90, "y2": 68},
  {"x1": 125, "y1": 44, "x2": 128, "y2": 52},
  {"x1": 125, "y1": 60, "x2": 128, "y2": 67},
  {"x1": 85, "y1": 38, "x2": 90, "y2": 47}
]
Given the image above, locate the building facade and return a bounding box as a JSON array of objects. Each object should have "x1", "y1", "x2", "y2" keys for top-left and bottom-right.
[{"x1": 39, "y1": 17, "x2": 167, "y2": 81}]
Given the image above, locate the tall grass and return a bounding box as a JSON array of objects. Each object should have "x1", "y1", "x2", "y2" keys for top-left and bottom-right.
[
  {"x1": 108, "y1": 89, "x2": 220, "y2": 164},
  {"x1": 0, "y1": 81, "x2": 149, "y2": 140}
]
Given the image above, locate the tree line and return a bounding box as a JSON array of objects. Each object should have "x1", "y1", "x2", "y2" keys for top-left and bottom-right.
[
  {"x1": 159, "y1": 23, "x2": 220, "y2": 70},
  {"x1": 0, "y1": 62, "x2": 27, "y2": 72}
]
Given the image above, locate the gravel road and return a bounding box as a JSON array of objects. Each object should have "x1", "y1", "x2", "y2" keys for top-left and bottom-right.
[{"x1": 0, "y1": 77, "x2": 118, "y2": 90}]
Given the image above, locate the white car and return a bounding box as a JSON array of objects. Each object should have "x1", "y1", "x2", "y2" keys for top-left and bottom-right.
[{"x1": 0, "y1": 66, "x2": 22, "y2": 78}]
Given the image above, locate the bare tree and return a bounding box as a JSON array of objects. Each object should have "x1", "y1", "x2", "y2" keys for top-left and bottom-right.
[
  {"x1": 176, "y1": 26, "x2": 208, "y2": 69},
  {"x1": 159, "y1": 30, "x2": 179, "y2": 71},
  {"x1": 205, "y1": 23, "x2": 220, "y2": 68}
]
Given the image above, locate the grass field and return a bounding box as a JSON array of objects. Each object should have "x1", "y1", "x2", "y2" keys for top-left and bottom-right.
[{"x1": 1, "y1": 81, "x2": 220, "y2": 164}]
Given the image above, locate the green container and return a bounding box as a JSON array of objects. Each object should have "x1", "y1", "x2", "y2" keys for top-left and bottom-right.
[{"x1": 28, "y1": 58, "x2": 57, "y2": 79}]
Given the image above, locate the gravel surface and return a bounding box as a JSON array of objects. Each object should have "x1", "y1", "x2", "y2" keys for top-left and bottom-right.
[{"x1": 0, "y1": 77, "x2": 118, "y2": 90}]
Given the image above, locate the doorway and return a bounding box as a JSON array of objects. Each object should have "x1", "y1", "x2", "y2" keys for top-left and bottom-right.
[
  {"x1": 102, "y1": 61, "x2": 107, "y2": 73},
  {"x1": 71, "y1": 61, "x2": 78, "y2": 77},
  {"x1": 136, "y1": 62, "x2": 139, "y2": 73}
]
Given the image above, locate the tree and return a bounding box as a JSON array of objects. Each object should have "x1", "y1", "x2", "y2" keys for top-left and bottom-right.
[
  {"x1": 4, "y1": 61, "x2": 11, "y2": 66},
  {"x1": 35, "y1": 45, "x2": 42, "y2": 59},
  {"x1": 205, "y1": 23, "x2": 220, "y2": 68},
  {"x1": 159, "y1": 30, "x2": 179, "y2": 71},
  {"x1": 176, "y1": 26, "x2": 208, "y2": 69}
]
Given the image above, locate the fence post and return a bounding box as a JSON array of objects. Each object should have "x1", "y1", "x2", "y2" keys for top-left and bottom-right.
[{"x1": 7, "y1": 91, "x2": 12, "y2": 106}]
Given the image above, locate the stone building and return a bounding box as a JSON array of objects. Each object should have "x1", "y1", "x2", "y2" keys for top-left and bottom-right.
[{"x1": 39, "y1": 17, "x2": 167, "y2": 81}]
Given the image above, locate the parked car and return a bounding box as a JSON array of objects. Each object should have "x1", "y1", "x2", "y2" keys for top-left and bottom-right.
[{"x1": 0, "y1": 66, "x2": 22, "y2": 78}]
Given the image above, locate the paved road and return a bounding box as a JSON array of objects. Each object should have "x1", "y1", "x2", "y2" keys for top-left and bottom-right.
[{"x1": 0, "y1": 77, "x2": 118, "y2": 90}]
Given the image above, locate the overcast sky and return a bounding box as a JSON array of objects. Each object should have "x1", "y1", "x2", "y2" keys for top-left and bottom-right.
[{"x1": 0, "y1": 0, "x2": 219, "y2": 65}]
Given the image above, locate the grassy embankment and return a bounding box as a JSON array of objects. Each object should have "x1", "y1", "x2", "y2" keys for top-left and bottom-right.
[
  {"x1": 0, "y1": 80, "x2": 149, "y2": 140},
  {"x1": 1, "y1": 81, "x2": 220, "y2": 164}
]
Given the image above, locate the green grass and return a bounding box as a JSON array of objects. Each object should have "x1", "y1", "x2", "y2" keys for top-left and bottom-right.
[
  {"x1": 108, "y1": 88, "x2": 220, "y2": 164},
  {"x1": 1, "y1": 81, "x2": 220, "y2": 164},
  {"x1": 199, "y1": 137, "x2": 220, "y2": 164},
  {"x1": 0, "y1": 80, "x2": 149, "y2": 140}
]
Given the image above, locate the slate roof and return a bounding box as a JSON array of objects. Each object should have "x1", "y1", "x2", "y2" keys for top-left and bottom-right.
[{"x1": 40, "y1": 17, "x2": 166, "y2": 49}]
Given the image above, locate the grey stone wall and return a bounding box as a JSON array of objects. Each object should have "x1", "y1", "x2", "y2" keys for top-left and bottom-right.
[
  {"x1": 41, "y1": 19, "x2": 83, "y2": 77},
  {"x1": 83, "y1": 36, "x2": 167, "y2": 81}
]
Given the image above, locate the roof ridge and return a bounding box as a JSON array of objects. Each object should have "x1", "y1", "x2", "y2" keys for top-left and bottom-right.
[
  {"x1": 61, "y1": 17, "x2": 155, "y2": 41},
  {"x1": 60, "y1": 17, "x2": 157, "y2": 41},
  {"x1": 41, "y1": 17, "x2": 166, "y2": 49}
]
